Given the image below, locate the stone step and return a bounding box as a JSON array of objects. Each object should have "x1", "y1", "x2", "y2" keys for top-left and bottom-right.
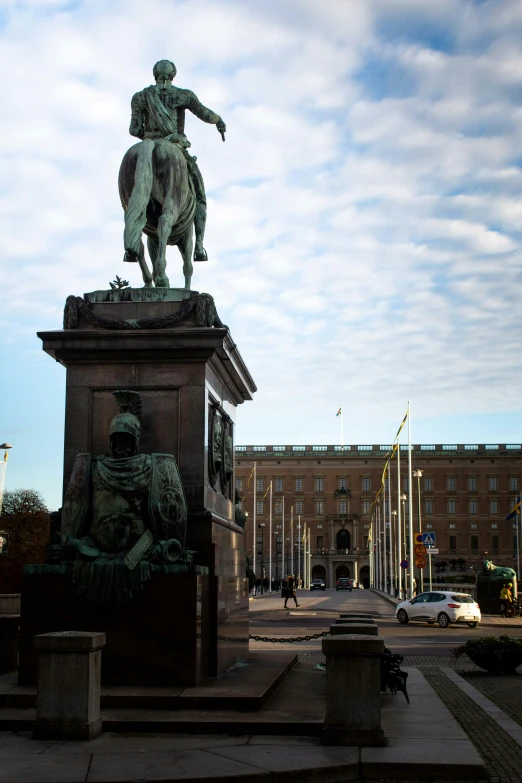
[{"x1": 0, "y1": 652, "x2": 298, "y2": 711}]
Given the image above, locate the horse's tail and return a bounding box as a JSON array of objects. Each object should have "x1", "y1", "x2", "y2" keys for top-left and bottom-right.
[{"x1": 123, "y1": 139, "x2": 154, "y2": 258}]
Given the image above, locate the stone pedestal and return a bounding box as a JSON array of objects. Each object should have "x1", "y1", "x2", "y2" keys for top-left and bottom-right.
[
  {"x1": 19, "y1": 569, "x2": 208, "y2": 686},
  {"x1": 335, "y1": 618, "x2": 375, "y2": 625},
  {"x1": 19, "y1": 290, "x2": 255, "y2": 685},
  {"x1": 322, "y1": 634, "x2": 385, "y2": 747},
  {"x1": 330, "y1": 623, "x2": 378, "y2": 636},
  {"x1": 34, "y1": 631, "x2": 105, "y2": 740}
]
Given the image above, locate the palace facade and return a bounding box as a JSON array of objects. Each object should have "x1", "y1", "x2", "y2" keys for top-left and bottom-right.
[{"x1": 235, "y1": 443, "x2": 522, "y2": 588}]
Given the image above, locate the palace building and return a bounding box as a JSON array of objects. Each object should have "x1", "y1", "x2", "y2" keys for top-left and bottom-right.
[{"x1": 235, "y1": 443, "x2": 522, "y2": 588}]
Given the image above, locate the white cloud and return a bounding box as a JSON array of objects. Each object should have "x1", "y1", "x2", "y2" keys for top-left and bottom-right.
[{"x1": 2, "y1": 0, "x2": 522, "y2": 507}]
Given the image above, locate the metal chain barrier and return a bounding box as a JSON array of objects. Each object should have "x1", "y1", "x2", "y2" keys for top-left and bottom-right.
[{"x1": 219, "y1": 631, "x2": 331, "y2": 644}]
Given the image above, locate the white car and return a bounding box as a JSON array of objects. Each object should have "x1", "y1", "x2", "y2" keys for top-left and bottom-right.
[{"x1": 396, "y1": 591, "x2": 481, "y2": 628}]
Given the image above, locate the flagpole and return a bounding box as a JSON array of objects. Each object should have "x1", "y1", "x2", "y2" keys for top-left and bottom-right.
[
  {"x1": 282, "y1": 495, "x2": 285, "y2": 582},
  {"x1": 303, "y1": 522, "x2": 307, "y2": 589},
  {"x1": 382, "y1": 473, "x2": 387, "y2": 593},
  {"x1": 298, "y1": 514, "x2": 301, "y2": 587},
  {"x1": 515, "y1": 508, "x2": 522, "y2": 598},
  {"x1": 341, "y1": 409, "x2": 344, "y2": 450},
  {"x1": 290, "y1": 506, "x2": 294, "y2": 577},
  {"x1": 369, "y1": 518, "x2": 373, "y2": 588},
  {"x1": 388, "y1": 465, "x2": 395, "y2": 595},
  {"x1": 308, "y1": 528, "x2": 312, "y2": 589},
  {"x1": 397, "y1": 443, "x2": 403, "y2": 599},
  {"x1": 269, "y1": 482, "x2": 273, "y2": 592},
  {"x1": 407, "y1": 401, "x2": 414, "y2": 599},
  {"x1": 253, "y1": 462, "x2": 257, "y2": 590}
]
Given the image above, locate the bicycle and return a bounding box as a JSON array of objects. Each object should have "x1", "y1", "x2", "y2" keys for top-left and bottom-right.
[{"x1": 501, "y1": 600, "x2": 522, "y2": 618}]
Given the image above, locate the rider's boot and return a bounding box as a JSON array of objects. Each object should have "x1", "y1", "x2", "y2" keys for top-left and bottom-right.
[{"x1": 194, "y1": 201, "x2": 208, "y2": 261}]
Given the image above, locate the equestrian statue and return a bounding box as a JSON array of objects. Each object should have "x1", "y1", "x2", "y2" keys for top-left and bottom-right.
[{"x1": 118, "y1": 60, "x2": 226, "y2": 289}]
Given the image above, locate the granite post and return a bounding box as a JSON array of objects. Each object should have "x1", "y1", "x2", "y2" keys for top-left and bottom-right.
[
  {"x1": 322, "y1": 633, "x2": 385, "y2": 747},
  {"x1": 34, "y1": 631, "x2": 106, "y2": 740}
]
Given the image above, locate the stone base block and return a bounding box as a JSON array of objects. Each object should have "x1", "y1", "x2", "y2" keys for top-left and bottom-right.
[
  {"x1": 19, "y1": 569, "x2": 209, "y2": 686},
  {"x1": 33, "y1": 716, "x2": 102, "y2": 741},
  {"x1": 322, "y1": 726, "x2": 386, "y2": 747}
]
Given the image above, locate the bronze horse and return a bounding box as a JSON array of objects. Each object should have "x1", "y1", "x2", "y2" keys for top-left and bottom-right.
[{"x1": 118, "y1": 138, "x2": 196, "y2": 289}]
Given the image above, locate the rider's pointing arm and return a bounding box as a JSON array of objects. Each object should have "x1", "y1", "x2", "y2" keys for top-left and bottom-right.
[{"x1": 184, "y1": 90, "x2": 226, "y2": 137}]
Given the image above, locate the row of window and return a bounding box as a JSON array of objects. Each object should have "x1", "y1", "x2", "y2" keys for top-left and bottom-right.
[
  {"x1": 424, "y1": 499, "x2": 506, "y2": 514},
  {"x1": 249, "y1": 498, "x2": 511, "y2": 517},
  {"x1": 238, "y1": 476, "x2": 520, "y2": 494}
]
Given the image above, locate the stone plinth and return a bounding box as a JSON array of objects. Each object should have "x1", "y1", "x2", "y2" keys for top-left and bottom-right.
[
  {"x1": 21, "y1": 291, "x2": 256, "y2": 684},
  {"x1": 330, "y1": 623, "x2": 378, "y2": 636},
  {"x1": 19, "y1": 569, "x2": 208, "y2": 686},
  {"x1": 335, "y1": 618, "x2": 375, "y2": 625},
  {"x1": 34, "y1": 631, "x2": 105, "y2": 740},
  {"x1": 339, "y1": 613, "x2": 373, "y2": 619},
  {"x1": 322, "y1": 634, "x2": 385, "y2": 747}
]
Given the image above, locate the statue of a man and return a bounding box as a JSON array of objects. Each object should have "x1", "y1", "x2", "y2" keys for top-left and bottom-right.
[
  {"x1": 128, "y1": 59, "x2": 226, "y2": 263},
  {"x1": 60, "y1": 391, "x2": 188, "y2": 604}
]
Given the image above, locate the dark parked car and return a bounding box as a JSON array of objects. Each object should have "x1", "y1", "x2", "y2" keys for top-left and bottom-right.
[
  {"x1": 336, "y1": 577, "x2": 353, "y2": 591},
  {"x1": 310, "y1": 578, "x2": 326, "y2": 591}
]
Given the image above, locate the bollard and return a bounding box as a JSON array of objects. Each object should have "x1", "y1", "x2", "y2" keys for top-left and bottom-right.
[
  {"x1": 34, "y1": 631, "x2": 106, "y2": 740},
  {"x1": 330, "y1": 623, "x2": 378, "y2": 636},
  {"x1": 322, "y1": 633, "x2": 385, "y2": 746}
]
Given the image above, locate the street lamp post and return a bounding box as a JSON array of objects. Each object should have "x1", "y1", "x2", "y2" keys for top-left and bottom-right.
[
  {"x1": 297, "y1": 518, "x2": 302, "y2": 588},
  {"x1": 391, "y1": 510, "x2": 398, "y2": 597},
  {"x1": 0, "y1": 444, "x2": 13, "y2": 517},
  {"x1": 400, "y1": 493, "x2": 407, "y2": 596},
  {"x1": 413, "y1": 469, "x2": 423, "y2": 592},
  {"x1": 258, "y1": 523, "x2": 265, "y2": 593}
]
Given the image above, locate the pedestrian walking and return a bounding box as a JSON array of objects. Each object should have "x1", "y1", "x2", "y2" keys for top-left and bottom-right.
[{"x1": 284, "y1": 576, "x2": 300, "y2": 609}]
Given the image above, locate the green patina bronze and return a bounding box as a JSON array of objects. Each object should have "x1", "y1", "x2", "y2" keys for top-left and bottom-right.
[
  {"x1": 119, "y1": 59, "x2": 226, "y2": 290},
  {"x1": 55, "y1": 390, "x2": 192, "y2": 605}
]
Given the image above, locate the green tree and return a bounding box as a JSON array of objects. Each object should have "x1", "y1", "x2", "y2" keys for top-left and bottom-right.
[{"x1": 0, "y1": 489, "x2": 50, "y2": 593}]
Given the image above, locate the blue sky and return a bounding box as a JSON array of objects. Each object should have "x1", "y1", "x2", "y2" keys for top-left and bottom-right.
[{"x1": 2, "y1": 0, "x2": 522, "y2": 511}]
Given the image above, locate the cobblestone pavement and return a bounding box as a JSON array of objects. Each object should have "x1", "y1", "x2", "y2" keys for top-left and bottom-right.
[
  {"x1": 418, "y1": 665, "x2": 522, "y2": 783},
  {"x1": 460, "y1": 670, "x2": 522, "y2": 729}
]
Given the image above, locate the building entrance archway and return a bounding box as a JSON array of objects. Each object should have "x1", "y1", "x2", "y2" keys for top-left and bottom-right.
[
  {"x1": 312, "y1": 565, "x2": 326, "y2": 582},
  {"x1": 336, "y1": 564, "x2": 351, "y2": 580},
  {"x1": 359, "y1": 565, "x2": 370, "y2": 589},
  {"x1": 336, "y1": 529, "x2": 351, "y2": 551}
]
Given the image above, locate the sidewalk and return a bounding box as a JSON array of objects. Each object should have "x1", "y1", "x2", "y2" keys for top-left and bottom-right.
[{"x1": 0, "y1": 667, "x2": 485, "y2": 782}]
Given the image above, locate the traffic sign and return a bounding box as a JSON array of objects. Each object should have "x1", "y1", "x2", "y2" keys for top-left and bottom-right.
[
  {"x1": 415, "y1": 556, "x2": 427, "y2": 569},
  {"x1": 415, "y1": 544, "x2": 427, "y2": 556},
  {"x1": 415, "y1": 533, "x2": 423, "y2": 544},
  {"x1": 400, "y1": 560, "x2": 409, "y2": 569},
  {"x1": 426, "y1": 548, "x2": 439, "y2": 555},
  {"x1": 422, "y1": 532, "x2": 436, "y2": 546}
]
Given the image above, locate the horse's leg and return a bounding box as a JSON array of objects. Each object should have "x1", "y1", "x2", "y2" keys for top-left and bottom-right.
[
  {"x1": 138, "y1": 238, "x2": 153, "y2": 287},
  {"x1": 155, "y1": 196, "x2": 179, "y2": 287},
  {"x1": 123, "y1": 139, "x2": 154, "y2": 261},
  {"x1": 147, "y1": 235, "x2": 160, "y2": 283},
  {"x1": 177, "y1": 226, "x2": 194, "y2": 290}
]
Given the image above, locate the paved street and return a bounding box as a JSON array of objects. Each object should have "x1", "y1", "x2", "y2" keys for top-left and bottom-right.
[{"x1": 249, "y1": 587, "x2": 522, "y2": 655}]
